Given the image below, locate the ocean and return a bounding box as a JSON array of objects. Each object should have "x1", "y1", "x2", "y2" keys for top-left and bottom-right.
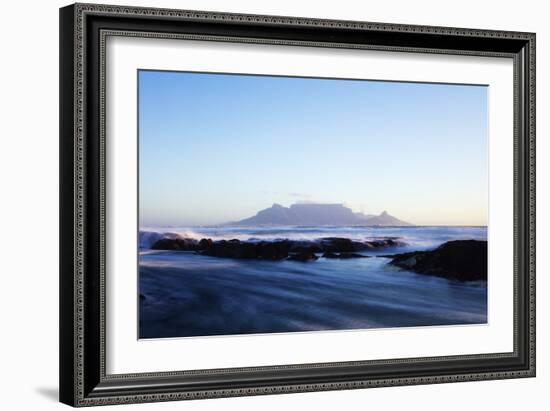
[{"x1": 139, "y1": 226, "x2": 487, "y2": 339}]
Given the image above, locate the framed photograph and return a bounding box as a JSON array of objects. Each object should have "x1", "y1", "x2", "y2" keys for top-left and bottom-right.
[{"x1": 59, "y1": 3, "x2": 536, "y2": 407}]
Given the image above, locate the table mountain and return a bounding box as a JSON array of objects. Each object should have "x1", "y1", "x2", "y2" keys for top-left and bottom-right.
[{"x1": 228, "y1": 203, "x2": 412, "y2": 226}]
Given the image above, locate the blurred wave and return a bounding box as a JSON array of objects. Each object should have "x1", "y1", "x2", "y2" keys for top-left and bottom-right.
[{"x1": 139, "y1": 226, "x2": 487, "y2": 339}]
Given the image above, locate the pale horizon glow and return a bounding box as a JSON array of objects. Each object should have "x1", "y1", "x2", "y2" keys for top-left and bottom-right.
[{"x1": 139, "y1": 70, "x2": 488, "y2": 227}]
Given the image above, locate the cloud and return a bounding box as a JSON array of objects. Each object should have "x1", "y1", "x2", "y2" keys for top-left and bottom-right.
[
  {"x1": 344, "y1": 202, "x2": 370, "y2": 214},
  {"x1": 288, "y1": 192, "x2": 311, "y2": 199}
]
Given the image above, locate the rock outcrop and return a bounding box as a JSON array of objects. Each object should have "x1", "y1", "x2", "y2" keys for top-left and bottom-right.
[
  {"x1": 387, "y1": 240, "x2": 487, "y2": 281},
  {"x1": 150, "y1": 238, "x2": 200, "y2": 251},
  {"x1": 322, "y1": 252, "x2": 370, "y2": 259},
  {"x1": 201, "y1": 240, "x2": 291, "y2": 260},
  {"x1": 150, "y1": 236, "x2": 405, "y2": 261},
  {"x1": 320, "y1": 237, "x2": 404, "y2": 252}
]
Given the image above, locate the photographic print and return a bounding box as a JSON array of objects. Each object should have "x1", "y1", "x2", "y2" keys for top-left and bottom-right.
[
  {"x1": 138, "y1": 70, "x2": 488, "y2": 339},
  {"x1": 60, "y1": 6, "x2": 535, "y2": 404}
]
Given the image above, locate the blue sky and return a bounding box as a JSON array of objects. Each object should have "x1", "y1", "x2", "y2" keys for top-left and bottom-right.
[{"x1": 139, "y1": 70, "x2": 488, "y2": 226}]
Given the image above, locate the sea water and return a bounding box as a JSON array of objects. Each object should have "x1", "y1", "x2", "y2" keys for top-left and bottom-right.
[{"x1": 139, "y1": 226, "x2": 487, "y2": 338}]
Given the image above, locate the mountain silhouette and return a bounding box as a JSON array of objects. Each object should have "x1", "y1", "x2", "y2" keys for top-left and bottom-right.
[{"x1": 228, "y1": 203, "x2": 412, "y2": 226}]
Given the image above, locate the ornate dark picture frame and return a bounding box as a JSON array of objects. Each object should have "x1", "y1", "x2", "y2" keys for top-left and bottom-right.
[{"x1": 59, "y1": 3, "x2": 535, "y2": 407}]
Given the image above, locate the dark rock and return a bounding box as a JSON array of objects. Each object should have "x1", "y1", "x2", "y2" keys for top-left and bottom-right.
[
  {"x1": 151, "y1": 238, "x2": 199, "y2": 251},
  {"x1": 322, "y1": 252, "x2": 369, "y2": 259},
  {"x1": 362, "y1": 238, "x2": 406, "y2": 249},
  {"x1": 388, "y1": 240, "x2": 487, "y2": 281},
  {"x1": 289, "y1": 240, "x2": 323, "y2": 253},
  {"x1": 287, "y1": 251, "x2": 319, "y2": 262},
  {"x1": 201, "y1": 240, "x2": 258, "y2": 259},
  {"x1": 320, "y1": 237, "x2": 405, "y2": 252},
  {"x1": 154, "y1": 236, "x2": 404, "y2": 261},
  {"x1": 200, "y1": 240, "x2": 290, "y2": 260},
  {"x1": 320, "y1": 237, "x2": 357, "y2": 252},
  {"x1": 256, "y1": 241, "x2": 291, "y2": 260},
  {"x1": 198, "y1": 238, "x2": 213, "y2": 250}
]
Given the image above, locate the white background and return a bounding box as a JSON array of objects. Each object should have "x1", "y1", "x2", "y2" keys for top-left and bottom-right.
[{"x1": 0, "y1": 0, "x2": 546, "y2": 410}]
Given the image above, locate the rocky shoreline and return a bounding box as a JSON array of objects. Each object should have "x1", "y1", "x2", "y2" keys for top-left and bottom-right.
[
  {"x1": 385, "y1": 240, "x2": 487, "y2": 282},
  {"x1": 151, "y1": 236, "x2": 404, "y2": 261},
  {"x1": 149, "y1": 236, "x2": 487, "y2": 282}
]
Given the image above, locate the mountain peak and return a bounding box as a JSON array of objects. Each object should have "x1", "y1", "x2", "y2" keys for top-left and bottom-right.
[{"x1": 228, "y1": 203, "x2": 412, "y2": 226}]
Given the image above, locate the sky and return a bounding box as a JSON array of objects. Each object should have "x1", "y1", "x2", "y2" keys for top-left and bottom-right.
[{"x1": 139, "y1": 70, "x2": 488, "y2": 227}]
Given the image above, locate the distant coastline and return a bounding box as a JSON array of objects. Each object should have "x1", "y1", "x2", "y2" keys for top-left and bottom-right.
[
  {"x1": 141, "y1": 224, "x2": 488, "y2": 229},
  {"x1": 223, "y1": 203, "x2": 413, "y2": 226},
  {"x1": 140, "y1": 203, "x2": 491, "y2": 228}
]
